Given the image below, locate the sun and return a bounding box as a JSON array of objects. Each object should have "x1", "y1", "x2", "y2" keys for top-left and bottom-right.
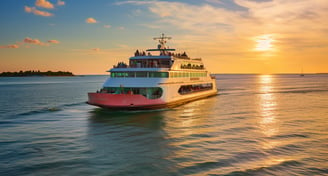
[{"x1": 255, "y1": 35, "x2": 274, "y2": 51}]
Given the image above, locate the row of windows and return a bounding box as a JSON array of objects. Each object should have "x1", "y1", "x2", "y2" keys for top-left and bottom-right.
[
  {"x1": 129, "y1": 59, "x2": 171, "y2": 68},
  {"x1": 170, "y1": 72, "x2": 207, "y2": 78},
  {"x1": 178, "y1": 83, "x2": 213, "y2": 95},
  {"x1": 98, "y1": 83, "x2": 213, "y2": 98},
  {"x1": 110, "y1": 72, "x2": 207, "y2": 78},
  {"x1": 99, "y1": 87, "x2": 163, "y2": 99},
  {"x1": 181, "y1": 63, "x2": 204, "y2": 70},
  {"x1": 98, "y1": 84, "x2": 213, "y2": 98},
  {"x1": 111, "y1": 72, "x2": 169, "y2": 78}
]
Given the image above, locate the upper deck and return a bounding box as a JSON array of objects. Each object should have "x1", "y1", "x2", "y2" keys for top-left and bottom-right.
[{"x1": 110, "y1": 34, "x2": 206, "y2": 72}]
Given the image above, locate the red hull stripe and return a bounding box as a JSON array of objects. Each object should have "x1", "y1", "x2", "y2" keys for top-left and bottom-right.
[
  {"x1": 88, "y1": 93, "x2": 165, "y2": 108},
  {"x1": 87, "y1": 91, "x2": 217, "y2": 110}
]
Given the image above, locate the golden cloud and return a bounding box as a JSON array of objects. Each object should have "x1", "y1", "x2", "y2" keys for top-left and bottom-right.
[
  {"x1": 24, "y1": 6, "x2": 53, "y2": 17},
  {"x1": 24, "y1": 37, "x2": 46, "y2": 45},
  {"x1": 0, "y1": 44, "x2": 19, "y2": 49},
  {"x1": 57, "y1": 0, "x2": 65, "y2": 6},
  {"x1": 35, "y1": 0, "x2": 54, "y2": 9},
  {"x1": 48, "y1": 40, "x2": 60, "y2": 44},
  {"x1": 127, "y1": 0, "x2": 328, "y2": 52},
  {"x1": 86, "y1": 17, "x2": 97, "y2": 23},
  {"x1": 92, "y1": 48, "x2": 100, "y2": 52},
  {"x1": 1, "y1": 37, "x2": 60, "y2": 49}
]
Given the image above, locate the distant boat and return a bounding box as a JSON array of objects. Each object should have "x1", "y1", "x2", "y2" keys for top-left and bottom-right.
[{"x1": 300, "y1": 67, "x2": 304, "y2": 77}]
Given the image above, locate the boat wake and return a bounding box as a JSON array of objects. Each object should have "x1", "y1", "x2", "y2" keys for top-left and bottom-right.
[{"x1": 18, "y1": 102, "x2": 86, "y2": 116}]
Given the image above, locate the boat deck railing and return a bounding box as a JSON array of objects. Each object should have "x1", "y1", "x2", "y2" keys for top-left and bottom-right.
[{"x1": 113, "y1": 64, "x2": 170, "y2": 69}]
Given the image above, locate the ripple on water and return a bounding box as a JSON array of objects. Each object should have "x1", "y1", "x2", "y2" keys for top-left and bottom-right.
[{"x1": 1, "y1": 75, "x2": 328, "y2": 175}]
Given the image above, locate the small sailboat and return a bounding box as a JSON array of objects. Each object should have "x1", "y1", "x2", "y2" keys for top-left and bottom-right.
[{"x1": 300, "y1": 67, "x2": 304, "y2": 77}]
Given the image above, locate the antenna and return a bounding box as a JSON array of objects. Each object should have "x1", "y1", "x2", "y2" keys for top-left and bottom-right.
[{"x1": 153, "y1": 33, "x2": 172, "y2": 46}]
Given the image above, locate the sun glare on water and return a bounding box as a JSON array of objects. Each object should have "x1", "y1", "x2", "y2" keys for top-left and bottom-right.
[{"x1": 255, "y1": 34, "x2": 275, "y2": 52}]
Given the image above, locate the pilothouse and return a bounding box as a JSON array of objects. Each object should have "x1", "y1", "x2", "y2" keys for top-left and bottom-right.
[{"x1": 87, "y1": 34, "x2": 218, "y2": 109}]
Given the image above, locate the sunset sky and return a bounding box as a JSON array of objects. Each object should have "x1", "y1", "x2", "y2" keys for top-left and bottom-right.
[{"x1": 1, "y1": 0, "x2": 327, "y2": 74}]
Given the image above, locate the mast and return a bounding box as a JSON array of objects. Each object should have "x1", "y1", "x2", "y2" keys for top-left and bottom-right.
[
  {"x1": 147, "y1": 33, "x2": 175, "y2": 52},
  {"x1": 153, "y1": 33, "x2": 172, "y2": 49}
]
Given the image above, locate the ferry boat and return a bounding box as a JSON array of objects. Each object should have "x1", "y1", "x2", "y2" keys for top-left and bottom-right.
[{"x1": 87, "y1": 34, "x2": 218, "y2": 110}]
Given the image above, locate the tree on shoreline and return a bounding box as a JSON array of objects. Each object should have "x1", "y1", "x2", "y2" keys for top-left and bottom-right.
[{"x1": 0, "y1": 70, "x2": 74, "y2": 77}]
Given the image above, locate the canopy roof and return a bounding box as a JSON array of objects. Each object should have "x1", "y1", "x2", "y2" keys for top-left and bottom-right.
[{"x1": 146, "y1": 48, "x2": 176, "y2": 52}]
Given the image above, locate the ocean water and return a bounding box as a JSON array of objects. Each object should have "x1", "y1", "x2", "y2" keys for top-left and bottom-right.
[{"x1": 0, "y1": 74, "x2": 327, "y2": 176}]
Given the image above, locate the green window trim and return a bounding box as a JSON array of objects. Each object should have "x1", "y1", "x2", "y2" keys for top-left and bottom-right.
[{"x1": 111, "y1": 72, "x2": 169, "y2": 78}]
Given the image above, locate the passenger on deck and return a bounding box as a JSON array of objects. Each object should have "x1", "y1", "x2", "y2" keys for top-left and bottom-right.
[
  {"x1": 135, "y1": 50, "x2": 140, "y2": 56},
  {"x1": 117, "y1": 62, "x2": 127, "y2": 68},
  {"x1": 154, "y1": 61, "x2": 158, "y2": 67}
]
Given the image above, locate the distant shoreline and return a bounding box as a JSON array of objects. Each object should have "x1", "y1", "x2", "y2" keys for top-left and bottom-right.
[{"x1": 0, "y1": 70, "x2": 74, "y2": 77}]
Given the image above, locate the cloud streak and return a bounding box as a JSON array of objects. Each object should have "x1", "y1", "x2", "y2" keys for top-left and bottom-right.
[
  {"x1": 0, "y1": 44, "x2": 19, "y2": 49},
  {"x1": 72, "y1": 48, "x2": 115, "y2": 56},
  {"x1": 57, "y1": 0, "x2": 65, "y2": 6},
  {"x1": 35, "y1": 0, "x2": 54, "y2": 9},
  {"x1": 124, "y1": 0, "x2": 328, "y2": 52},
  {"x1": 118, "y1": 0, "x2": 328, "y2": 73},
  {"x1": 24, "y1": 6, "x2": 53, "y2": 17},
  {"x1": 0, "y1": 37, "x2": 60, "y2": 49},
  {"x1": 104, "y1": 25, "x2": 111, "y2": 28},
  {"x1": 48, "y1": 40, "x2": 60, "y2": 44},
  {"x1": 92, "y1": 48, "x2": 100, "y2": 52},
  {"x1": 24, "y1": 0, "x2": 65, "y2": 17},
  {"x1": 24, "y1": 37, "x2": 46, "y2": 45}
]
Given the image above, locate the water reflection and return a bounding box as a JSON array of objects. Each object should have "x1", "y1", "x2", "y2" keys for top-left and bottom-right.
[
  {"x1": 162, "y1": 97, "x2": 220, "y2": 169},
  {"x1": 85, "y1": 97, "x2": 218, "y2": 174},
  {"x1": 257, "y1": 75, "x2": 289, "y2": 169},
  {"x1": 258, "y1": 75, "x2": 278, "y2": 137},
  {"x1": 179, "y1": 99, "x2": 206, "y2": 133},
  {"x1": 86, "y1": 109, "x2": 178, "y2": 175},
  {"x1": 166, "y1": 97, "x2": 217, "y2": 139},
  {"x1": 258, "y1": 75, "x2": 280, "y2": 150},
  {"x1": 88, "y1": 109, "x2": 166, "y2": 129}
]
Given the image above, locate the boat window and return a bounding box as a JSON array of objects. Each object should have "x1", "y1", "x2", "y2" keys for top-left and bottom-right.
[
  {"x1": 128, "y1": 72, "x2": 135, "y2": 77},
  {"x1": 129, "y1": 59, "x2": 171, "y2": 68},
  {"x1": 181, "y1": 63, "x2": 205, "y2": 70},
  {"x1": 169, "y1": 71, "x2": 207, "y2": 78},
  {"x1": 178, "y1": 83, "x2": 213, "y2": 95},
  {"x1": 149, "y1": 72, "x2": 169, "y2": 78},
  {"x1": 101, "y1": 87, "x2": 163, "y2": 99},
  {"x1": 184, "y1": 72, "x2": 189, "y2": 77},
  {"x1": 136, "y1": 72, "x2": 148, "y2": 77},
  {"x1": 147, "y1": 87, "x2": 163, "y2": 99},
  {"x1": 170, "y1": 72, "x2": 174, "y2": 77},
  {"x1": 159, "y1": 60, "x2": 171, "y2": 68},
  {"x1": 111, "y1": 71, "x2": 168, "y2": 78},
  {"x1": 110, "y1": 72, "x2": 128, "y2": 77}
]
